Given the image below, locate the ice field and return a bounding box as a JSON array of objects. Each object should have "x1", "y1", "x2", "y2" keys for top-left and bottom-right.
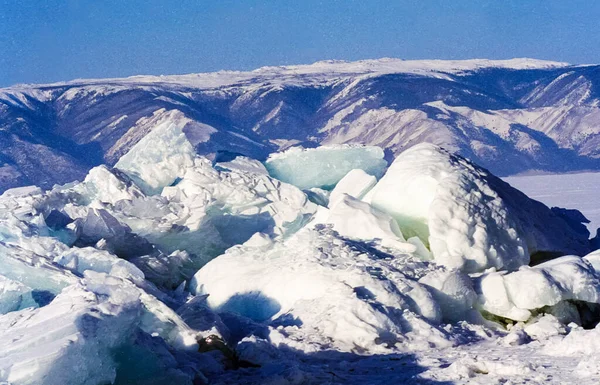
[
  {"x1": 1, "y1": 131, "x2": 600, "y2": 384},
  {"x1": 505, "y1": 172, "x2": 600, "y2": 235}
]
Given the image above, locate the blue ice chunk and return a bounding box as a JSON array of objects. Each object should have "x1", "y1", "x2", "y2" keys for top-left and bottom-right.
[{"x1": 264, "y1": 145, "x2": 387, "y2": 190}]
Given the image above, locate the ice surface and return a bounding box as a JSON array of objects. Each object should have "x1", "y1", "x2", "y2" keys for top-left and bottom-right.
[
  {"x1": 584, "y1": 249, "x2": 600, "y2": 272},
  {"x1": 0, "y1": 242, "x2": 78, "y2": 297},
  {"x1": 0, "y1": 275, "x2": 34, "y2": 314},
  {"x1": 328, "y1": 168, "x2": 377, "y2": 208},
  {"x1": 0, "y1": 180, "x2": 228, "y2": 382},
  {"x1": 115, "y1": 110, "x2": 197, "y2": 195},
  {"x1": 54, "y1": 139, "x2": 317, "y2": 286},
  {"x1": 523, "y1": 314, "x2": 566, "y2": 341},
  {"x1": 264, "y1": 145, "x2": 387, "y2": 190},
  {"x1": 1, "y1": 122, "x2": 600, "y2": 384},
  {"x1": 419, "y1": 269, "x2": 480, "y2": 323},
  {"x1": 0, "y1": 228, "x2": 220, "y2": 383},
  {"x1": 73, "y1": 208, "x2": 154, "y2": 258},
  {"x1": 311, "y1": 194, "x2": 420, "y2": 254},
  {"x1": 0, "y1": 281, "x2": 140, "y2": 385},
  {"x1": 0, "y1": 271, "x2": 206, "y2": 385},
  {"x1": 504, "y1": 171, "x2": 600, "y2": 233},
  {"x1": 214, "y1": 156, "x2": 269, "y2": 175},
  {"x1": 70, "y1": 165, "x2": 145, "y2": 205},
  {"x1": 304, "y1": 187, "x2": 330, "y2": 207},
  {"x1": 54, "y1": 246, "x2": 145, "y2": 281}
]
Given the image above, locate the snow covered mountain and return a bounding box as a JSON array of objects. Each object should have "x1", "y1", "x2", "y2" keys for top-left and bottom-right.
[{"x1": 2, "y1": 58, "x2": 600, "y2": 192}]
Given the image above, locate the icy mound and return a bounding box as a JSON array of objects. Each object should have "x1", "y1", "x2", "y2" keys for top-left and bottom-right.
[
  {"x1": 475, "y1": 255, "x2": 600, "y2": 322},
  {"x1": 366, "y1": 143, "x2": 590, "y2": 273},
  {"x1": 190, "y1": 227, "x2": 458, "y2": 353},
  {"x1": 264, "y1": 145, "x2": 387, "y2": 190}
]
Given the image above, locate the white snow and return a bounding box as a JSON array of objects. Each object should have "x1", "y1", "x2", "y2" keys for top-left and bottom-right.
[
  {"x1": 474, "y1": 255, "x2": 600, "y2": 322},
  {"x1": 190, "y1": 227, "x2": 450, "y2": 353},
  {"x1": 25, "y1": 58, "x2": 570, "y2": 91},
  {"x1": 419, "y1": 269, "x2": 480, "y2": 323}
]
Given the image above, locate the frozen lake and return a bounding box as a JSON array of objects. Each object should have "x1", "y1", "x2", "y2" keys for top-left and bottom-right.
[{"x1": 504, "y1": 172, "x2": 600, "y2": 234}]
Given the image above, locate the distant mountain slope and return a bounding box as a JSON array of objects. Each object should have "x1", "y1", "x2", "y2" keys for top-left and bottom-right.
[{"x1": 2, "y1": 57, "x2": 600, "y2": 192}]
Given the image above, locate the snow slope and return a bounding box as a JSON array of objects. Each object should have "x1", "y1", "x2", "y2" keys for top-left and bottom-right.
[{"x1": 3, "y1": 58, "x2": 600, "y2": 192}]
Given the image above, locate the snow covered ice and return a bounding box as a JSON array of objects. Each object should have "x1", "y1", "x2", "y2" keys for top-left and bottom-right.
[
  {"x1": 190, "y1": 227, "x2": 452, "y2": 354},
  {"x1": 1, "y1": 124, "x2": 600, "y2": 384},
  {"x1": 366, "y1": 143, "x2": 590, "y2": 273}
]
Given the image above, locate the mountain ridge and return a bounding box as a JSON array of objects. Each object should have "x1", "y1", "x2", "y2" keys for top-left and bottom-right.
[
  {"x1": 2, "y1": 57, "x2": 600, "y2": 192},
  {"x1": 2, "y1": 57, "x2": 574, "y2": 89}
]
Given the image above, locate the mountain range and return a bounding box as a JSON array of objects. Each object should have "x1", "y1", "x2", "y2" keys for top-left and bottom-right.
[{"x1": 2, "y1": 57, "x2": 600, "y2": 192}]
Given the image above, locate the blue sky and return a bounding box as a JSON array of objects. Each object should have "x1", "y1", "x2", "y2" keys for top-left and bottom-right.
[{"x1": 1, "y1": 0, "x2": 599, "y2": 87}]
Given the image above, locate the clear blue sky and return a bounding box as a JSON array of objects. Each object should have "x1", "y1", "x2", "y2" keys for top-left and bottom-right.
[{"x1": 1, "y1": 0, "x2": 599, "y2": 87}]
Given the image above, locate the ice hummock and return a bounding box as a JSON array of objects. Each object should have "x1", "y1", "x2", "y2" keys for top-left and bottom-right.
[
  {"x1": 0, "y1": 272, "x2": 207, "y2": 385},
  {"x1": 190, "y1": 227, "x2": 452, "y2": 353},
  {"x1": 474, "y1": 255, "x2": 600, "y2": 322},
  {"x1": 366, "y1": 143, "x2": 591, "y2": 273},
  {"x1": 264, "y1": 145, "x2": 387, "y2": 190},
  {"x1": 56, "y1": 156, "x2": 316, "y2": 287}
]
